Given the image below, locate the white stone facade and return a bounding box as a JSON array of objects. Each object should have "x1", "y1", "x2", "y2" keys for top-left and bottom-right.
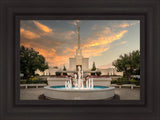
[
  {"x1": 69, "y1": 57, "x2": 89, "y2": 71},
  {"x1": 47, "y1": 77, "x2": 70, "y2": 86},
  {"x1": 97, "y1": 68, "x2": 123, "y2": 76},
  {"x1": 35, "y1": 67, "x2": 59, "y2": 76},
  {"x1": 69, "y1": 26, "x2": 89, "y2": 71},
  {"x1": 82, "y1": 58, "x2": 89, "y2": 71}
]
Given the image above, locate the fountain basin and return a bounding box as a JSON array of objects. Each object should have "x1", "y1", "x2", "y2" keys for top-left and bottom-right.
[{"x1": 44, "y1": 86, "x2": 115, "y2": 100}]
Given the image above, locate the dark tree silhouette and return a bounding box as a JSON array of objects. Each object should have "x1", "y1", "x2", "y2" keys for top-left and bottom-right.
[
  {"x1": 112, "y1": 50, "x2": 140, "y2": 80},
  {"x1": 20, "y1": 46, "x2": 48, "y2": 79},
  {"x1": 63, "y1": 65, "x2": 67, "y2": 75},
  {"x1": 91, "y1": 61, "x2": 96, "y2": 75}
]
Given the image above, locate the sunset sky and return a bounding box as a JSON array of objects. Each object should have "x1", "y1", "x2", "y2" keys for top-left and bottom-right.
[{"x1": 20, "y1": 20, "x2": 140, "y2": 69}]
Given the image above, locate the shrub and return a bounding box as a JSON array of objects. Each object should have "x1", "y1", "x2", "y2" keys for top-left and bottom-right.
[
  {"x1": 56, "y1": 72, "x2": 61, "y2": 76},
  {"x1": 29, "y1": 76, "x2": 38, "y2": 81},
  {"x1": 91, "y1": 73, "x2": 95, "y2": 76},
  {"x1": 111, "y1": 80, "x2": 117, "y2": 84},
  {"x1": 129, "y1": 78, "x2": 140, "y2": 85},
  {"x1": 20, "y1": 80, "x2": 27, "y2": 84},
  {"x1": 31, "y1": 79, "x2": 47, "y2": 84},
  {"x1": 116, "y1": 77, "x2": 129, "y2": 85},
  {"x1": 116, "y1": 78, "x2": 123, "y2": 85},
  {"x1": 35, "y1": 74, "x2": 39, "y2": 76},
  {"x1": 96, "y1": 72, "x2": 101, "y2": 76},
  {"x1": 114, "y1": 77, "x2": 140, "y2": 85},
  {"x1": 20, "y1": 78, "x2": 47, "y2": 84},
  {"x1": 63, "y1": 73, "x2": 67, "y2": 75}
]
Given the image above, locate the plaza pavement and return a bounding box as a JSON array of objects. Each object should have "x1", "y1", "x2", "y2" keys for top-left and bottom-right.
[{"x1": 20, "y1": 87, "x2": 140, "y2": 100}]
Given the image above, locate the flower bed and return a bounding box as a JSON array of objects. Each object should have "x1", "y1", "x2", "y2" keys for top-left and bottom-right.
[
  {"x1": 88, "y1": 75, "x2": 110, "y2": 78},
  {"x1": 50, "y1": 75, "x2": 71, "y2": 78}
]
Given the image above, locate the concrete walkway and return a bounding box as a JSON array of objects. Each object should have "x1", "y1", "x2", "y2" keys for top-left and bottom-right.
[{"x1": 20, "y1": 88, "x2": 140, "y2": 100}]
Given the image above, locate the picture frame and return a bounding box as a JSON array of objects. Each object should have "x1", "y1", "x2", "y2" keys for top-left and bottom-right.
[
  {"x1": 17, "y1": 17, "x2": 142, "y2": 103},
  {"x1": 0, "y1": 0, "x2": 159, "y2": 120}
]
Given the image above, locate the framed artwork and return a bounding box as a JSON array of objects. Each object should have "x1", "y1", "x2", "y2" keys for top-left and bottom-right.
[
  {"x1": 19, "y1": 19, "x2": 140, "y2": 101},
  {"x1": 0, "y1": 0, "x2": 160, "y2": 120},
  {"x1": 17, "y1": 17, "x2": 143, "y2": 104}
]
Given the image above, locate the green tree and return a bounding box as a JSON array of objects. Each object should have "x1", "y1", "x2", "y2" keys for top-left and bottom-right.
[
  {"x1": 91, "y1": 62, "x2": 96, "y2": 75},
  {"x1": 20, "y1": 46, "x2": 48, "y2": 79},
  {"x1": 91, "y1": 61, "x2": 96, "y2": 71},
  {"x1": 63, "y1": 65, "x2": 67, "y2": 75},
  {"x1": 112, "y1": 50, "x2": 140, "y2": 80}
]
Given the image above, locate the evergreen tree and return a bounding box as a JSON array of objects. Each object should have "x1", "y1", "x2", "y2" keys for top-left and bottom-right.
[
  {"x1": 63, "y1": 65, "x2": 67, "y2": 75},
  {"x1": 91, "y1": 62, "x2": 96, "y2": 75},
  {"x1": 91, "y1": 62, "x2": 96, "y2": 71}
]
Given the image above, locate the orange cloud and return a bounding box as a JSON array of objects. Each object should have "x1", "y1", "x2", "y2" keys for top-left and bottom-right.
[
  {"x1": 33, "y1": 47, "x2": 68, "y2": 67},
  {"x1": 119, "y1": 23, "x2": 130, "y2": 28},
  {"x1": 63, "y1": 47, "x2": 76, "y2": 55},
  {"x1": 22, "y1": 46, "x2": 75, "y2": 68},
  {"x1": 33, "y1": 20, "x2": 52, "y2": 33},
  {"x1": 112, "y1": 22, "x2": 139, "y2": 28},
  {"x1": 20, "y1": 42, "x2": 31, "y2": 48},
  {"x1": 77, "y1": 28, "x2": 128, "y2": 58},
  {"x1": 83, "y1": 30, "x2": 128, "y2": 48},
  {"x1": 21, "y1": 44, "x2": 108, "y2": 68},
  {"x1": 83, "y1": 46, "x2": 109, "y2": 57},
  {"x1": 20, "y1": 28, "x2": 40, "y2": 39}
]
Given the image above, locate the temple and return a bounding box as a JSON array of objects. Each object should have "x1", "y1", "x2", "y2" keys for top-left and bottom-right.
[
  {"x1": 35, "y1": 26, "x2": 123, "y2": 76},
  {"x1": 69, "y1": 26, "x2": 89, "y2": 71}
]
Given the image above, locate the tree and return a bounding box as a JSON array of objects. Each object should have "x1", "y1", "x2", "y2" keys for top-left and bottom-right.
[
  {"x1": 63, "y1": 65, "x2": 67, "y2": 75},
  {"x1": 91, "y1": 62, "x2": 96, "y2": 75},
  {"x1": 91, "y1": 62, "x2": 96, "y2": 71},
  {"x1": 112, "y1": 50, "x2": 140, "y2": 80},
  {"x1": 20, "y1": 46, "x2": 48, "y2": 79}
]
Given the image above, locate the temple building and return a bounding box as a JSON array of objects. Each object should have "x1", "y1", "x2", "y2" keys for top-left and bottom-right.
[
  {"x1": 35, "y1": 26, "x2": 123, "y2": 76},
  {"x1": 69, "y1": 26, "x2": 89, "y2": 71},
  {"x1": 35, "y1": 67, "x2": 59, "y2": 76},
  {"x1": 97, "y1": 68, "x2": 123, "y2": 76}
]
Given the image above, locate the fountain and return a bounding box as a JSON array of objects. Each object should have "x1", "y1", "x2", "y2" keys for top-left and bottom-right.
[
  {"x1": 65, "y1": 66, "x2": 94, "y2": 89},
  {"x1": 44, "y1": 26, "x2": 115, "y2": 100},
  {"x1": 44, "y1": 66, "x2": 115, "y2": 100}
]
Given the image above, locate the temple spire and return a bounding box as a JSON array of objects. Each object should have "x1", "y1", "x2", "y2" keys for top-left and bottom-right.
[
  {"x1": 78, "y1": 26, "x2": 80, "y2": 49},
  {"x1": 76, "y1": 26, "x2": 82, "y2": 57}
]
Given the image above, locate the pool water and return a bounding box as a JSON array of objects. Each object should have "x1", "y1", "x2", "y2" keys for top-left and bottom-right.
[{"x1": 50, "y1": 86, "x2": 108, "y2": 89}]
